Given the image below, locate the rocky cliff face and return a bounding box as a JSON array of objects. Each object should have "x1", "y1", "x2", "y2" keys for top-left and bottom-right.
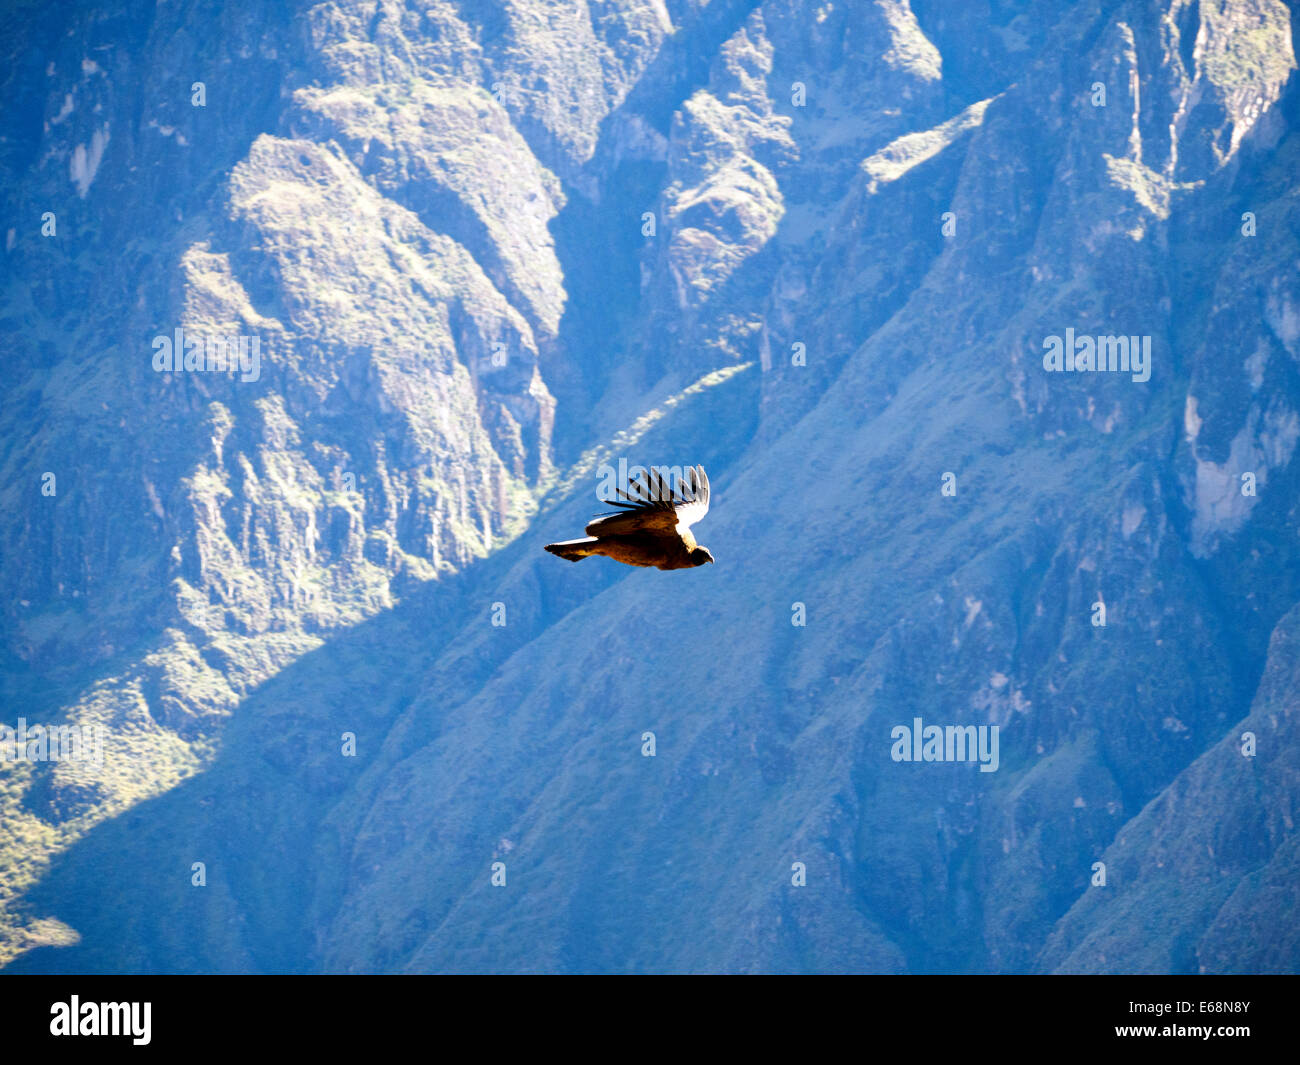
[{"x1": 1, "y1": 0, "x2": 1298, "y2": 973}]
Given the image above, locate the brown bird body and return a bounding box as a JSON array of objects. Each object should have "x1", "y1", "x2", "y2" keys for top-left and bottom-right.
[{"x1": 545, "y1": 465, "x2": 714, "y2": 570}]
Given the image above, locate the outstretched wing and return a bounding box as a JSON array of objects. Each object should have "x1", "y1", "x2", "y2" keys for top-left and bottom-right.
[
  {"x1": 585, "y1": 465, "x2": 710, "y2": 537},
  {"x1": 672, "y1": 464, "x2": 709, "y2": 531}
]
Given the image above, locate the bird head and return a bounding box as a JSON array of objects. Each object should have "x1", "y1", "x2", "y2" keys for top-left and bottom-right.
[{"x1": 690, "y1": 546, "x2": 715, "y2": 566}]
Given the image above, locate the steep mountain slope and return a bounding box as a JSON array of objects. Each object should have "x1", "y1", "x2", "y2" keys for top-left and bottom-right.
[{"x1": 2, "y1": 0, "x2": 1299, "y2": 973}]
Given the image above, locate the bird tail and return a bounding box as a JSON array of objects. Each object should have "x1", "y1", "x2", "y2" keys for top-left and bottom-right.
[{"x1": 544, "y1": 537, "x2": 599, "y2": 562}]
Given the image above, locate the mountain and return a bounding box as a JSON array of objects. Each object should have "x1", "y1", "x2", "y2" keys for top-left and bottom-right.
[{"x1": 1, "y1": 0, "x2": 1298, "y2": 973}]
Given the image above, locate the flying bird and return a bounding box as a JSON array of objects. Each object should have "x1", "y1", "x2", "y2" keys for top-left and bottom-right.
[{"x1": 545, "y1": 465, "x2": 714, "y2": 570}]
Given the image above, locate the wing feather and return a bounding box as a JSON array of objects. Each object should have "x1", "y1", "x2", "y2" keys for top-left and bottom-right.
[
  {"x1": 584, "y1": 465, "x2": 711, "y2": 537},
  {"x1": 672, "y1": 465, "x2": 710, "y2": 531}
]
